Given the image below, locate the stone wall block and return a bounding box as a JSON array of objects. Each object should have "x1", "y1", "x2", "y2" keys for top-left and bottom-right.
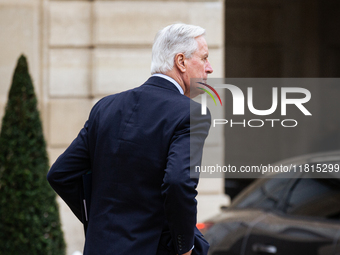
[
  {"x1": 49, "y1": 1, "x2": 91, "y2": 46},
  {"x1": 204, "y1": 113, "x2": 224, "y2": 147},
  {"x1": 94, "y1": 1, "x2": 222, "y2": 47},
  {"x1": 57, "y1": 197, "x2": 84, "y2": 255},
  {"x1": 92, "y1": 48, "x2": 151, "y2": 96},
  {"x1": 189, "y1": 2, "x2": 223, "y2": 47},
  {"x1": 201, "y1": 146, "x2": 224, "y2": 174},
  {"x1": 48, "y1": 148, "x2": 66, "y2": 166},
  {"x1": 0, "y1": 4, "x2": 40, "y2": 102},
  {"x1": 197, "y1": 178, "x2": 224, "y2": 194},
  {"x1": 94, "y1": 1, "x2": 187, "y2": 46},
  {"x1": 48, "y1": 99, "x2": 92, "y2": 146},
  {"x1": 49, "y1": 49, "x2": 91, "y2": 97},
  {"x1": 197, "y1": 194, "x2": 230, "y2": 222}
]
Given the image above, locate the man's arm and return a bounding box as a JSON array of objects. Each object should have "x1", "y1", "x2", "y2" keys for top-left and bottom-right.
[
  {"x1": 161, "y1": 104, "x2": 211, "y2": 254},
  {"x1": 47, "y1": 121, "x2": 91, "y2": 222}
]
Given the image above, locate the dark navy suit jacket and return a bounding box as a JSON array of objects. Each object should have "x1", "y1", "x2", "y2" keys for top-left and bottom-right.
[{"x1": 47, "y1": 76, "x2": 211, "y2": 255}]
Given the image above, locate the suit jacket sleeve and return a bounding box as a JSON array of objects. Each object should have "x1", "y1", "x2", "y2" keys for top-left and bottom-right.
[
  {"x1": 161, "y1": 103, "x2": 211, "y2": 254},
  {"x1": 47, "y1": 120, "x2": 91, "y2": 222}
]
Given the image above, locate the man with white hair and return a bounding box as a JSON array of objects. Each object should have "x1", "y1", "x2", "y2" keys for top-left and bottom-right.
[
  {"x1": 151, "y1": 24, "x2": 213, "y2": 97},
  {"x1": 48, "y1": 23, "x2": 213, "y2": 255}
]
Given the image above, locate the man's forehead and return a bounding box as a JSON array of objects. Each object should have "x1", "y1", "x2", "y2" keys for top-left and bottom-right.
[
  {"x1": 200, "y1": 47, "x2": 209, "y2": 58},
  {"x1": 195, "y1": 35, "x2": 206, "y2": 44},
  {"x1": 195, "y1": 36, "x2": 208, "y2": 52}
]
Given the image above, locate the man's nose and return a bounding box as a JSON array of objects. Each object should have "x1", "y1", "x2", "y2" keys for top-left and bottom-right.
[{"x1": 206, "y1": 60, "x2": 213, "y2": 74}]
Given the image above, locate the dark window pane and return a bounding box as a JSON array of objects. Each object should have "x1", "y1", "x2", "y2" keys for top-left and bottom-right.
[
  {"x1": 233, "y1": 177, "x2": 291, "y2": 210},
  {"x1": 285, "y1": 178, "x2": 340, "y2": 219}
]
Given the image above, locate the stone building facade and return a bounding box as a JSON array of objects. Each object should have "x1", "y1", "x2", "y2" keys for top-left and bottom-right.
[{"x1": 0, "y1": 0, "x2": 227, "y2": 254}]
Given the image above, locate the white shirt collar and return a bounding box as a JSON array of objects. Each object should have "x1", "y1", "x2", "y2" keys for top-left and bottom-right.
[{"x1": 152, "y1": 73, "x2": 184, "y2": 95}]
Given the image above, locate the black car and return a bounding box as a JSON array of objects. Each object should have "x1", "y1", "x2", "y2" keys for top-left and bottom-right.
[{"x1": 199, "y1": 151, "x2": 340, "y2": 255}]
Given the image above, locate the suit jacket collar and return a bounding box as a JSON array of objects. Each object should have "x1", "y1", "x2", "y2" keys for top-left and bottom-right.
[{"x1": 143, "y1": 76, "x2": 183, "y2": 94}]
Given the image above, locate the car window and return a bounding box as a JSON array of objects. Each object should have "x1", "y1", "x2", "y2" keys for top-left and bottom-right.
[
  {"x1": 232, "y1": 177, "x2": 291, "y2": 210},
  {"x1": 285, "y1": 176, "x2": 340, "y2": 219}
]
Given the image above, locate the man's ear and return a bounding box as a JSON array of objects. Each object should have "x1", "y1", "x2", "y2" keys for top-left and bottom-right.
[{"x1": 174, "y1": 53, "x2": 186, "y2": 73}]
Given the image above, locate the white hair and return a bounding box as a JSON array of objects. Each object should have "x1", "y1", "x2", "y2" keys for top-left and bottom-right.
[{"x1": 150, "y1": 24, "x2": 205, "y2": 75}]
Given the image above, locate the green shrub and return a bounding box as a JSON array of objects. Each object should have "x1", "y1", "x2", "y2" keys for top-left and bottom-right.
[{"x1": 0, "y1": 55, "x2": 66, "y2": 255}]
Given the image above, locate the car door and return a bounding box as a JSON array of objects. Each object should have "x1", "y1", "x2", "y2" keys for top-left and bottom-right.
[
  {"x1": 244, "y1": 176, "x2": 340, "y2": 255},
  {"x1": 206, "y1": 175, "x2": 294, "y2": 255}
]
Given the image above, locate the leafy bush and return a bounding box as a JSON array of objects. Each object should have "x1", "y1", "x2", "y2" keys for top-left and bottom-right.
[{"x1": 0, "y1": 55, "x2": 66, "y2": 255}]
